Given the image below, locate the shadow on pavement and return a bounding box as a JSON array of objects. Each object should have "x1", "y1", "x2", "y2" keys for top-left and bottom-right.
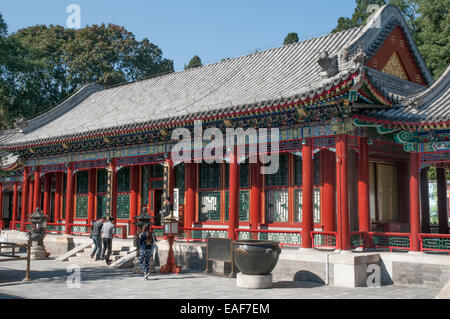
[{"x1": 272, "y1": 281, "x2": 324, "y2": 289}]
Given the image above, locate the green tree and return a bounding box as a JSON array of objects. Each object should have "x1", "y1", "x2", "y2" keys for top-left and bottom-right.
[
  {"x1": 184, "y1": 55, "x2": 203, "y2": 70},
  {"x1": 415, "y1": 0, "x2": 450, "y2": 78},
  {"x1": 0, "y1": 20, "x2": 174, "y2": 126},
  {"x1": 283, "y1": 32, "x2": 299, "y2": 45}
]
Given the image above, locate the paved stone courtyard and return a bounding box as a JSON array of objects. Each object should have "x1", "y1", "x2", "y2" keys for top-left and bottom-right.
[{"x1": 0, "y1": 257, "x2": 441, "y2": 299}]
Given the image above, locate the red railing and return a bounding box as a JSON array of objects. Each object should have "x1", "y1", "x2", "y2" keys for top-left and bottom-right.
[
  {"x1": 419, "y1": 233, "x2": 450, "y2": 255},
  {"x1": 68, "y1": 223, "x2": 127, "y2": 239},
  {"x1": 183, "y1": 227, "x2": 229, "y2": 243},
  {"x1": 45, "y1": 223, "x2": 66, "y2": 235},
  {"x1": 350, "y1": 231, "x2": 366, "y2": 248},
  {"x1": 311, "y1": 231, "x2": 337, "y2": 249},
  {"x1": 369, "y1": 232, "x2": 411, "y2": 251},
  {"x1": 235, "y1": 228, "x2": 302, "y2": 248}
]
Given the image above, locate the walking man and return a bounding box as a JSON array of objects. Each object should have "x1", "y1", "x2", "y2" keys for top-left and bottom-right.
[
  {"x1": 90, "y1": 216, "x2": 105, "y2": 260},
  {"x1": 101, "y1": 216, "x2": 115, "y2": 265}
]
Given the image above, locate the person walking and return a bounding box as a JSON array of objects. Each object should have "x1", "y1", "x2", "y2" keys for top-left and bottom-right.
[
  {"x1": 101, "y1": 216, "x2": 115, "y2": 265},
  {"x1": 138, "y1": 225, "x2": 156, "y2": 279},
  {"x1": 90, "y1": 217, "x2": 105, "y2": 260}
]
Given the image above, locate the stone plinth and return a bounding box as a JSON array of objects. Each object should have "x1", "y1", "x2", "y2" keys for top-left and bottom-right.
[
  {"x1": 236, "y1": 273, "x2": 272, "y2": 289},
  {"x1": 30, "y1": 244, "x2": 47, "y2": 260}
]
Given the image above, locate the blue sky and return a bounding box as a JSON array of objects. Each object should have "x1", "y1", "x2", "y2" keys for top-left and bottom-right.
[{"x1": 1, "y1": 0, "x2": 356, "y2": 71}]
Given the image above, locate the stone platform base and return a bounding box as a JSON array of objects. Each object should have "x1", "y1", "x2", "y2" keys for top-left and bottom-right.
[{"x1": 236, "y1": 273, "x2": 272, "y2": 289}]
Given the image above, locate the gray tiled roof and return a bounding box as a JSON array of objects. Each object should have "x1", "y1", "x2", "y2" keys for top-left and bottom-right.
[
  {"x1": 0, "y1": 4, "x2": 433, "y2": 149},
  {"x1": 364, "y1": 65, "x2": 450, "y2": 123}
]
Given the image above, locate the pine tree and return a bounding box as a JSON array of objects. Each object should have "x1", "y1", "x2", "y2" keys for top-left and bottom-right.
[
  {"x1": 283, "y1": 33, "x2": 299, "y2": 45},
  {"x1": 185, "y1": 55, "x2": 203, "y2": 70}
]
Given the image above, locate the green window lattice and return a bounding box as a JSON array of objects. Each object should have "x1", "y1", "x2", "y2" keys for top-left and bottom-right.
[
  {"x1": 97, "y1": 169, "x2": 108, "y2": 193},
  {"x1": 76, "y1": 171, "x2": 89, "y2": 194},
  {"x1": 225, "y1": 190, "x2": 249, "y2": 221},
  {"x1": 265, "y1": 153, "x2": 288, "y2": 187},
  {"x1": 199, "y1": 191, "x2": 221, "y2": 221},
  {"x1": 199, "y1": 162, "x2": 221, "y2": 189},
  {"x1": 117, "y1": 167, "x2": 130, "y2": 193}
]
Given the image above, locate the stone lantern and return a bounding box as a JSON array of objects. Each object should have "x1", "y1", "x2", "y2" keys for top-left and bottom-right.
[{"x1": 28, "y1": 208, "x2": 49, "y2": 260}]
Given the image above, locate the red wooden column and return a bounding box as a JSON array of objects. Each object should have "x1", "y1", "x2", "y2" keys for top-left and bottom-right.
[
  {"x1": 437, "y1": 168, "x2": 449, "y2": 234},
  {"x1": 301, "y1": 138, "x2": 314, "y2": 248},
  {"x1": 111, "y1": 160, "x2": 118, "y2": 221},
  {"x1": 20, "y1": 168, "x2": 29, "y2": 231},
  {"x1": 65, "y1": 163, "x2": 75, "y2": 234},
  {"x1": 87, "y1": 168, "x2": 96, "y2": 225},
  {"x1": 409, "y1": 152, "x2": 421, "y2": 251},
  {"x1": 32, "y1": 166, "x2": 41, "y2": 213},
  {"x1": 228, "y1": 145, "x2": 239, "y2": 241},
  {"x1": 184, "y1": 163, "x2": 196, "y2": 228},
  {"x1": 321, "y1": 149, "x2": 336, "y2": 232},
  {"x1": 0, "y1": 184, "x2": 3, "y2": 228},
  {"x1": 358, "y1": 137, "x2": 371, "y2": 247},
  {"x1": 28, "y1": 178, "x2": 34, "y2": 216},
  {"x1": 12, "y1": 182, "x2": 18, "y2": 228},
  {"x1": 336, "y1": 134, "x2": 350, "y2": 250},
  {"x1": 250, "y1": 161, "x2": 262, "y2": 230},
  {"x1": 129, "y1": 166, "x2": 139, "y2": 235},
  {"x1": 54, "y1": 172, "x2": 62, "y2": 221},
  {"x1": 43, "y1": 173, "x2": 51, "y2": 216},
  {"x1": 420, "y1": 167, "x2": 431, "y2": 233}
]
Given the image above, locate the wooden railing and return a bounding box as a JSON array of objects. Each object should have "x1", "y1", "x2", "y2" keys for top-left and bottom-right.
[{"x1": 235, "y1": 228, "x2": 302, "y2": 248}]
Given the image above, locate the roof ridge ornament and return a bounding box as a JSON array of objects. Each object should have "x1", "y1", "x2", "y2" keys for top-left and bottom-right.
[{"x1": 317, "y1": 51, "x2": 339, "y2": 78}]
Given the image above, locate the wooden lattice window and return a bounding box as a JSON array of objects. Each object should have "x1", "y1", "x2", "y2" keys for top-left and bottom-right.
[
  {"x1": 199, "y1": 191, "x2": 221, "y2": 222},
  {"x1": 199, "y1": 162, "x2": 221, "y2": 189},
  {"x1": 76, "y1": 171, "x2": 89, "y2": 194},
  {"x1": 150, "y1": 164, "x2": 164, "y2": 178},
  {"x1": 141, "y1": 166, "x2": 149, "y2": 205},
  {"x1": 265, "y1": 153, "x2": 289, "y2": 187},
  {"x1": 117, "y1": 167, "x2": 130, "y2": 193},
  {"x1": 225, "y1": 190, "x2": 250, "y2": 221},
  {"x1": 175, "y1": 163, "x2": 185, "y2": 204},
  {"x1": 97, "y1": 169, "x2": 108, "y2": 193}
]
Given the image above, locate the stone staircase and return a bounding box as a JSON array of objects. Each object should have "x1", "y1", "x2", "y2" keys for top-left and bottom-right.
[{"x1": 65, "y1": 241, "x2": 136, "y2": 266}]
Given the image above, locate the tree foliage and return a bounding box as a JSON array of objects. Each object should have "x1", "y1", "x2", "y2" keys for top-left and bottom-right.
[
  {"x1": 0, "y1": 20, "x2": 174, "y2": 126},
  {"x1": 283, "y1": 32, "x2": 299, "y2": 45},
  {"x1": 332, "y1": 0, "x2": 449, "y2": 79},
  {"x1": 184, "y1": 55, "x2": 203, "y2": 70}
]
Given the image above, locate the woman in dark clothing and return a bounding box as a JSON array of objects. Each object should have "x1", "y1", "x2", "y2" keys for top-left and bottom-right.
[{"x1": 138, "y1": 225, "x2": 156, "y2": 279}]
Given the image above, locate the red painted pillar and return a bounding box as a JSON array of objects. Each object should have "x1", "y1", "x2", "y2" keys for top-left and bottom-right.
[
  {"x1": 87, "y1": 168, "x2": 96, "y2": 225},
  {"x1": 21, "y1": 168, "x2": 29, "y2": 231},
  {"x1": 420, "y1": 167, "x2": 431, "y2": 233},
  {"x1": 358, "y1": 137, "x2": 371, "y2": 247},
  {"x1": 129, "y1": 166, "x2": 138, "y2": 235},
  {"x1": 110, "y1": 160, "x2": 117, "y2": 221},
  {"x1": 28, "y1": 178, "x2": 34, "y2": 216},
  {"x1": 321, "y1": 149, "x2": 336, "y2": 232},
  {"x1": 228, "y1": 146, "x2": 239, "y2": 241},
  {"x1": 250, "y1": 161, "x2": 262, "y2": 230},
  {"x1": 43, "y1": 173, "x2": 51, "y2": 216},
  {"x1": 54, "y1": 172, "x2": 62, "y2": 222},
  {"x1": 65, "y1": 163, "x2": 75, "y2": 234},
  {"x1": 437, "y1": 168, "x2": 449, "y2": 234},
  {"x1": 184, "y1": 163, "x2": 196, "y2": 228},
  {"x1": 12, "y1": 182, "x2": 18, "y2": 228},
  {"x1": 409, "y1": 153, "x2": 421, "y2": 251},
  {"x1": 336, "y1": 134, "x2": 350, "y2": 250},
  {"x1": 33, "y1": 166, "x2": 41, "y2": 213},
  {"x1": 301, "y1": 138, "x2": 314, "y2": 248},
  {"x1": 0, "y1": 184, "x2": 3, "y2": 229}
]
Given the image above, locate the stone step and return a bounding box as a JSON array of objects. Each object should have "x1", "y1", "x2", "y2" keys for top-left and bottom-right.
[{"x1": 67, "y1": 256, "x2": 110, "y2": 265}]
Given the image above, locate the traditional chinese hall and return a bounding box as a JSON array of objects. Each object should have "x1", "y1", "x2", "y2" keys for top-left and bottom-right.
[{"x1": 1, "y1": 4, "x2": 449, "y2": 255}]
